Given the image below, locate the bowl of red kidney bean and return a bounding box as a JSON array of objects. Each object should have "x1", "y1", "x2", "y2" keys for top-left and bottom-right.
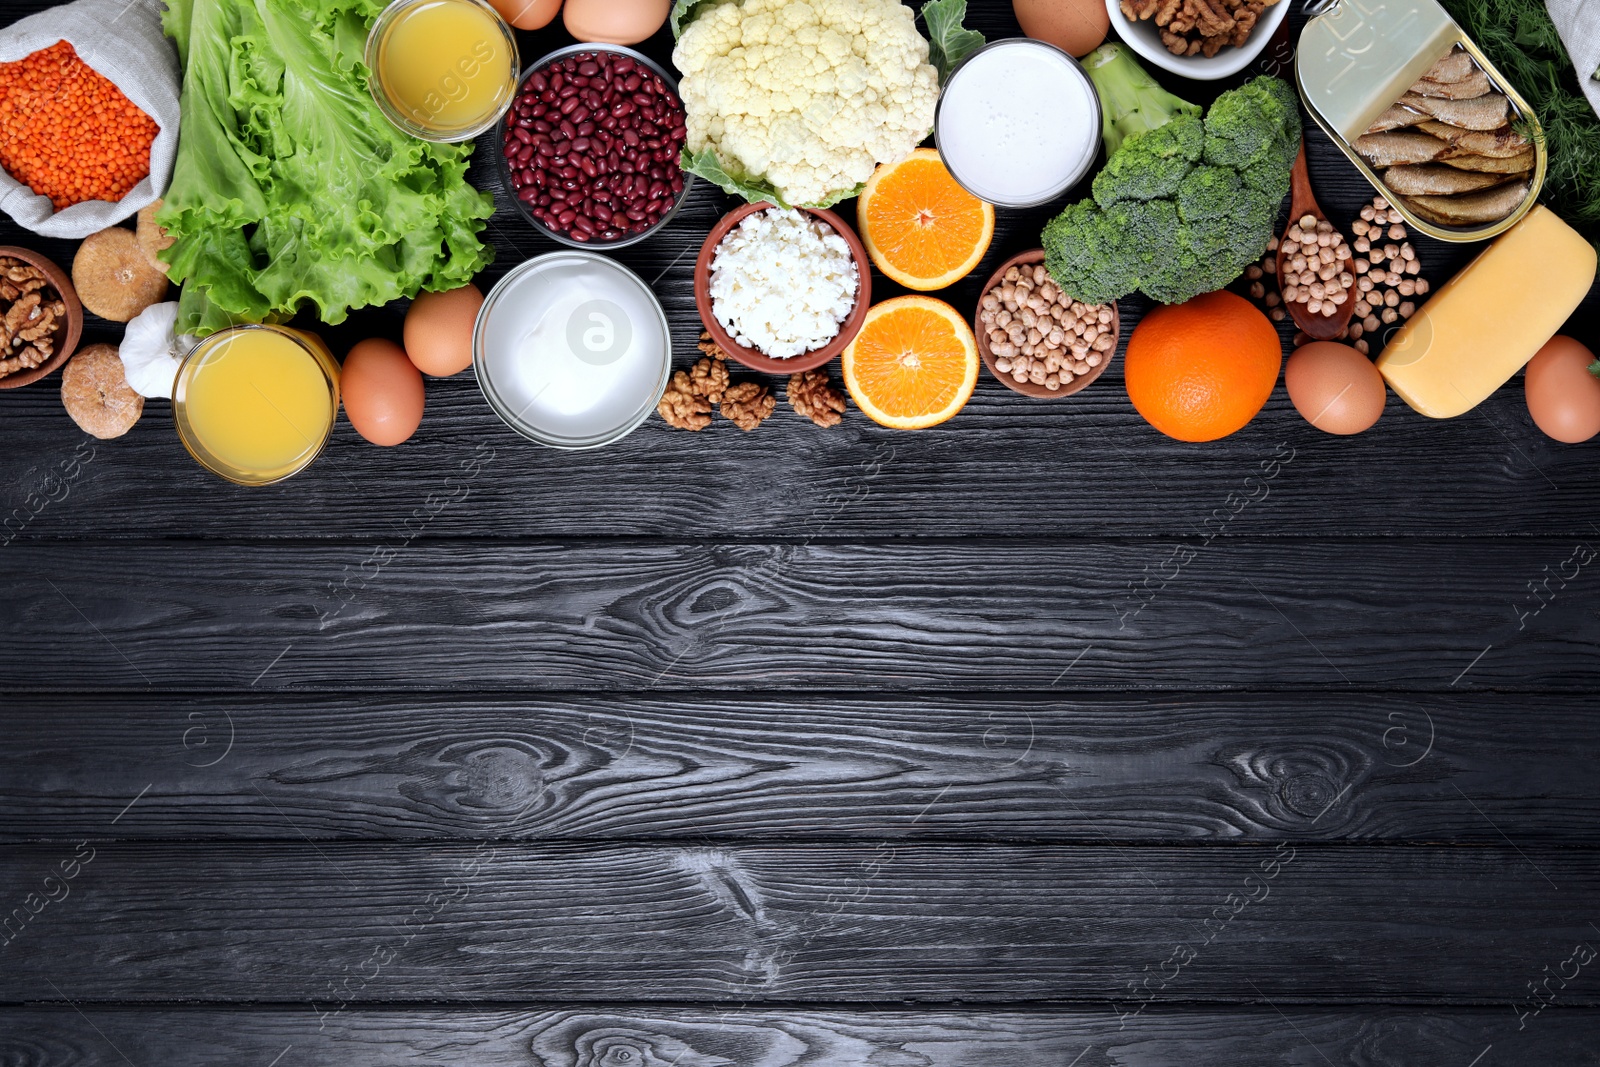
[{"x1": 498, "y1": 44, "x2": 692, "y2": 249}]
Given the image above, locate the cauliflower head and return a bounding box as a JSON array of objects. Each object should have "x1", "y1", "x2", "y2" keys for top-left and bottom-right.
[{"x1": 673, "y1": 0, "x2": 939, "y2": 207}]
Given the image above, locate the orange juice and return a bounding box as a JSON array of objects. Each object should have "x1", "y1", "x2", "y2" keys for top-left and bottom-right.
[
  {"x1": 174, "y1": 326, "x2": 340, "y2": 486},
  {"x1": 370, "y1": 0, "x2": 516, "y2": 139}
]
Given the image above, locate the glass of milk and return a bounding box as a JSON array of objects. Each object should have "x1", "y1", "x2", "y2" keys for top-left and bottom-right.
[
  {"x1": 935, "y1": 39, "x2": 1103, "y2": 208},
  {"x1": 473, "y1": 251, "x2": 672, "y2": 448}
]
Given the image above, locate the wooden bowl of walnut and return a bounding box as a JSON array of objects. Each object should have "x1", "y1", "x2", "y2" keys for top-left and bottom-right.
[
  {"x1": 974, "y1": 249, "x2": 1119, "y2": 400},
  {"x1": 0, "y1": 246, "x2": 83, "y2": 390}
]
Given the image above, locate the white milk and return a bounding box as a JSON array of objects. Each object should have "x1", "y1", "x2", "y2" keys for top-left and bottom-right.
[
  {"x1": 936, "y1": 40, "x2": 1100, "y2": 207},
  {"x1": 474, "y1": 252, "x2": 670, "y2": 449}
]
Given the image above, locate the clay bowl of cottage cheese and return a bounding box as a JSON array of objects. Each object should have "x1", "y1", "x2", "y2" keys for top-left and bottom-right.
[{"x1": 694, "y1": 202, "x2": 871, "y2": 374}]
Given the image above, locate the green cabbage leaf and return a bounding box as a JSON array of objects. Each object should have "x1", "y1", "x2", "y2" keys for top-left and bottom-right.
[{"x1": 158, "y1": 0, "x2": 494, "y2": 335}]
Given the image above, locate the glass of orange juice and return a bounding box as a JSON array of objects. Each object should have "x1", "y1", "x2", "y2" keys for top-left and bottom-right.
[
  {"x1": 173, "y1": 325, "x2": 341, "y2": 487},
  {"x1": 365, "y1": 0, "x2": 518, "y2": 142}
]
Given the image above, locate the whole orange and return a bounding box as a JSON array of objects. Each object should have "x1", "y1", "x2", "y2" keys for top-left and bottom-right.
[{"x1": 1124, "y1": 291, "x2": 1282, "y2": 442}]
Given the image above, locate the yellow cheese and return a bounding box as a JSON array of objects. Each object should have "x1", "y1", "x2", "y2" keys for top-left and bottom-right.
[{"x1": 1377, "y1": 206, "x2": 1597, "y2": 418}]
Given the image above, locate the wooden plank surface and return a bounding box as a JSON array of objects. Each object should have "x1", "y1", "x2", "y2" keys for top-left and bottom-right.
[
  {"x1": 3, "y1": 538, "x2": 1594, "y2": 691},
  {"x1": 3, "y1": 1007, "x2": 1598, "y2": 1067},
  {"x1": 4, "y1": 378, "x2": 1599, "y2": 540},
  {"x1": 2, "y1": 0, "x2": 1599, "y2": 1056},
  {"x1": 2, "y1": 842, "x2": 1595, "y2": 1003},
  {"x1": 1, "y1": 692, "x2": 1595, "y2": 843}
]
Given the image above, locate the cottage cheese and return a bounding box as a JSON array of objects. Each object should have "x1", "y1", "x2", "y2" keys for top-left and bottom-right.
[{"x1": 708, "y1": 208, "x2": 858, "y2": 359}]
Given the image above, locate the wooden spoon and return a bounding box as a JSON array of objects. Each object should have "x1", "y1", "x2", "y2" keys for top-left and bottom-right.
[{"x1": 1275, "y1": 143, "x2": 1357, "y2": 342}]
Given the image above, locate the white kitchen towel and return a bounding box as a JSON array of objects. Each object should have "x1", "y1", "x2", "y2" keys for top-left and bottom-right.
[
  {"x1": 1546, "y1": 0, "x2": 1600, "y2": 117},
  {"x1": 0, "y1": 0, "x2": 180, "y2": 238}
]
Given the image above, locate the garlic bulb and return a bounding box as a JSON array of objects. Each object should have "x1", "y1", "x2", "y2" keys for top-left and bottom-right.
[{"x1": 119, "y1": 302, "x2": 196, "y2": 399}]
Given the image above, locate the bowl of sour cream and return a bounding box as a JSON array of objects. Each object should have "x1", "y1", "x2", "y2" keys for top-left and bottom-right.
[{"x1": 934, "y1": 38, "x2": 1103, "y2": 209}]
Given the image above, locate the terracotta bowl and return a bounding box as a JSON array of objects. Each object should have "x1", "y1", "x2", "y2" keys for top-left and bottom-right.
[
  {"x1": 974, "y1": 248, "x2": 1118, "y2": 400},
  {"x1": 0, "y1": 245, "x2": 83, "y2": 390},
  {"x1": 694, "y1": 202, "x2": 871, "y2": 375}
]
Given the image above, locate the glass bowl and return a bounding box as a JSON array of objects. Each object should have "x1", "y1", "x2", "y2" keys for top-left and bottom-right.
[
  {"x1": 365, "y1": 0, "x2": 519, "y2": 143},
  {"x1": 173, "y1": 325, "x2": 341, "y2": 487},
  {"x1": 497, "y1": 44, "x2": 694, "y2": 250},
  {"x1": 473, "y1": 251, "x2": 672, "y2": 449}
]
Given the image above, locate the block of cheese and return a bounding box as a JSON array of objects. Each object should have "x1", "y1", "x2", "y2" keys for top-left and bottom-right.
[{"x1": 1377, "y1": 206, "x2": 1597, "y2": 418}]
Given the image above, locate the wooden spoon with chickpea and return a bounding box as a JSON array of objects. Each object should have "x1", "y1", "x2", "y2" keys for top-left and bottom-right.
[{"x1": 1274, "y1": 144, "x2": 1357, "y2": 342}]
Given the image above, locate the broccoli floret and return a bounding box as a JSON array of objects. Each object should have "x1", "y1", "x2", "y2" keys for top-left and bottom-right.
[
  {"x1": 1204, "y1": 75, "x2": 1302, "y2": 173},
  {"x1": 1039, "y1": 49, "x2": 1300, "y2": 307},
  {"x1": 1042, "y1": 199, "x2": 1142, "y2": 306},
  {"x1": 1092, "y1": 113, "x2": 1204, "y2": 208},
  {"x1": 1082, "y1": 43, "x2": 1202, "y2": 158}
]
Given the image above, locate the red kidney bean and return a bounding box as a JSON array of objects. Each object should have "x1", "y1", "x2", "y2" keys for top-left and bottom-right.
[{"x1": 508, "y1": 52, "x2": 687, "y2": 243}]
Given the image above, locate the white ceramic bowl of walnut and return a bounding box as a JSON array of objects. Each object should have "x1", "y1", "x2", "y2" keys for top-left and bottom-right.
[{"x1": 1105, "y1": 0, "x2": 1290, "y2": 80}]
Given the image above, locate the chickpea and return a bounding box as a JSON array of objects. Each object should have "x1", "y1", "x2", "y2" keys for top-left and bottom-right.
[
  {"x1": 1381, "y1": 307, "x2": 1398, "y2": 324},
  {"x1": 1398, "y1": 301, "x2": 1416, "y2": 318}
]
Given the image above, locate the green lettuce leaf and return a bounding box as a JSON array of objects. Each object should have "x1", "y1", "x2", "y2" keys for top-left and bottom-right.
[
  {"x1": 921, "y1": 0, "x2": 985, "y2": 83},
  {"x1": 157, "y1": 0, "x2": 494, "y2": 335},
  {"x1": 670, "y1": 0, "x2": 727, "y2": 37}
]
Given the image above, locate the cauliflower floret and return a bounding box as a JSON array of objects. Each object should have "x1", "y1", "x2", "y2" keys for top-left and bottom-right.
[{"x1": 673, "y1": 0, "x2": 939, "y2": 206}]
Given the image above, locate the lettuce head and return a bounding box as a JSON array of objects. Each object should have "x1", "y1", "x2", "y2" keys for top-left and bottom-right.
[{"x1": 158, "y1": 0, "x2": 494, "y2": 335}]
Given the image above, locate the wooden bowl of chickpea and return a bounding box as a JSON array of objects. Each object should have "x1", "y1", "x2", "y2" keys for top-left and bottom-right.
[{"x1": 974, "y1": 248, "x2": 1119, "y2": 400}]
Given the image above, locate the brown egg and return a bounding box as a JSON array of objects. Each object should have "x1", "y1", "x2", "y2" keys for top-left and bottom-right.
[
  {"x1": 563, "y1": 0, "x2": 669, "y2": 44},
  {"x1": 404, "y1": 283, "x2": 483, "y2": 377},
  {"x1": 343, "y1": 339, "x2": 425, "y2": 447},
  {"x1": 1286, "y1": 341, "x2": 1387, "y2": 435},
  {"x1": 486, "y1": 0, "x2": 560, "y2": 30},
  {"x1": 1524, "y1": 335, "x2": 1600, "y2": 444},
  {"x1": 1014, "y1": 0, "x2": 1109, "y2": 58}
]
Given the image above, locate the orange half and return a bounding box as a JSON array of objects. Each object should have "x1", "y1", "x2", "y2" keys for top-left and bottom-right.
[
  {"x1": 858, "y1": 148, "x2": 995, "y2": 291},
  {"x1": 841, "y1": 296, "x2": 979, "y2": 430}
]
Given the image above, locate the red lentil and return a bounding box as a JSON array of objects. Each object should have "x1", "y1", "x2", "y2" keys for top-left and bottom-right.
[{"x1": 0, "y1": 40, "x2": 159, "y2": 210}]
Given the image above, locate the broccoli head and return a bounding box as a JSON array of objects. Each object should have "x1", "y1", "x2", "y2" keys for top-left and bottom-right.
[
  {"x1": 1045, "y1": 197, "x2": 1183, "y2": 306},
  {"x1": 1203, "y1": 75, "x2": 1302, "y2": 174},
  {"x1": 1040, "y1": 50, "x2": 1301, "y2": 307},
  {"x1": 1092, "y1": 113, "x2": 1204, "y2": 208}
]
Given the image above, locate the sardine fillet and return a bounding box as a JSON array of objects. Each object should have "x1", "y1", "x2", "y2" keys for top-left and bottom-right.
[
  {"x1": 1439, "y1": 148, "x2": 1536, "y2": 174},
  {"x1": 1398, "y1": 92, "x2": 1511, "y2": 131},
  {"x1": 1382, "y1": 163, "x2": 1514, "y2": 196},
  {"x1": 1366, "y1": 104, "x2": 1427, "y2": 133},
  {"x1": 1420, "y1": 50, "x2": 1475, "y2": 84},
  {"x1": 1414, "y1": 121, "x2": 1535, "y2": 158},
  {"x1": 1404, "y1": 180, "x2": 1531, "y2": 226},
  {"x1": 1410, "y1": 69, "x2": 1492, "y2": 99},
  {"x1": 1354, "y1": 131, "x2": 1451, "y2": 167}
]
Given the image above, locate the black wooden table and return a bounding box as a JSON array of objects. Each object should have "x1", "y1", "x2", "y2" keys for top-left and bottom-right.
[{"x1": 4, "y1": 3, "x2": 1600, "y2": 1064}]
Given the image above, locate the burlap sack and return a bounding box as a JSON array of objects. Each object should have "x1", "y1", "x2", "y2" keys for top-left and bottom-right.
[
  {"x1": 0, "y1": 0, "x2": 180, "y2": 238},
  {"x1": 1546, "y1": 0, "x2": 1600, "y2": 120}
]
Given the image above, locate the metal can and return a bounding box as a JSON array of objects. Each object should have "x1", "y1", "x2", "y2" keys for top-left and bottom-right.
[{"x1": 1296, "y1": 0, "x2": 1547, "y2": 242}]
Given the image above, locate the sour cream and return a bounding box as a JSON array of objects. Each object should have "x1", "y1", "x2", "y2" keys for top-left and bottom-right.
[{"x1": 935, "y1": 39, "x2": 1102, "y2": 208}]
